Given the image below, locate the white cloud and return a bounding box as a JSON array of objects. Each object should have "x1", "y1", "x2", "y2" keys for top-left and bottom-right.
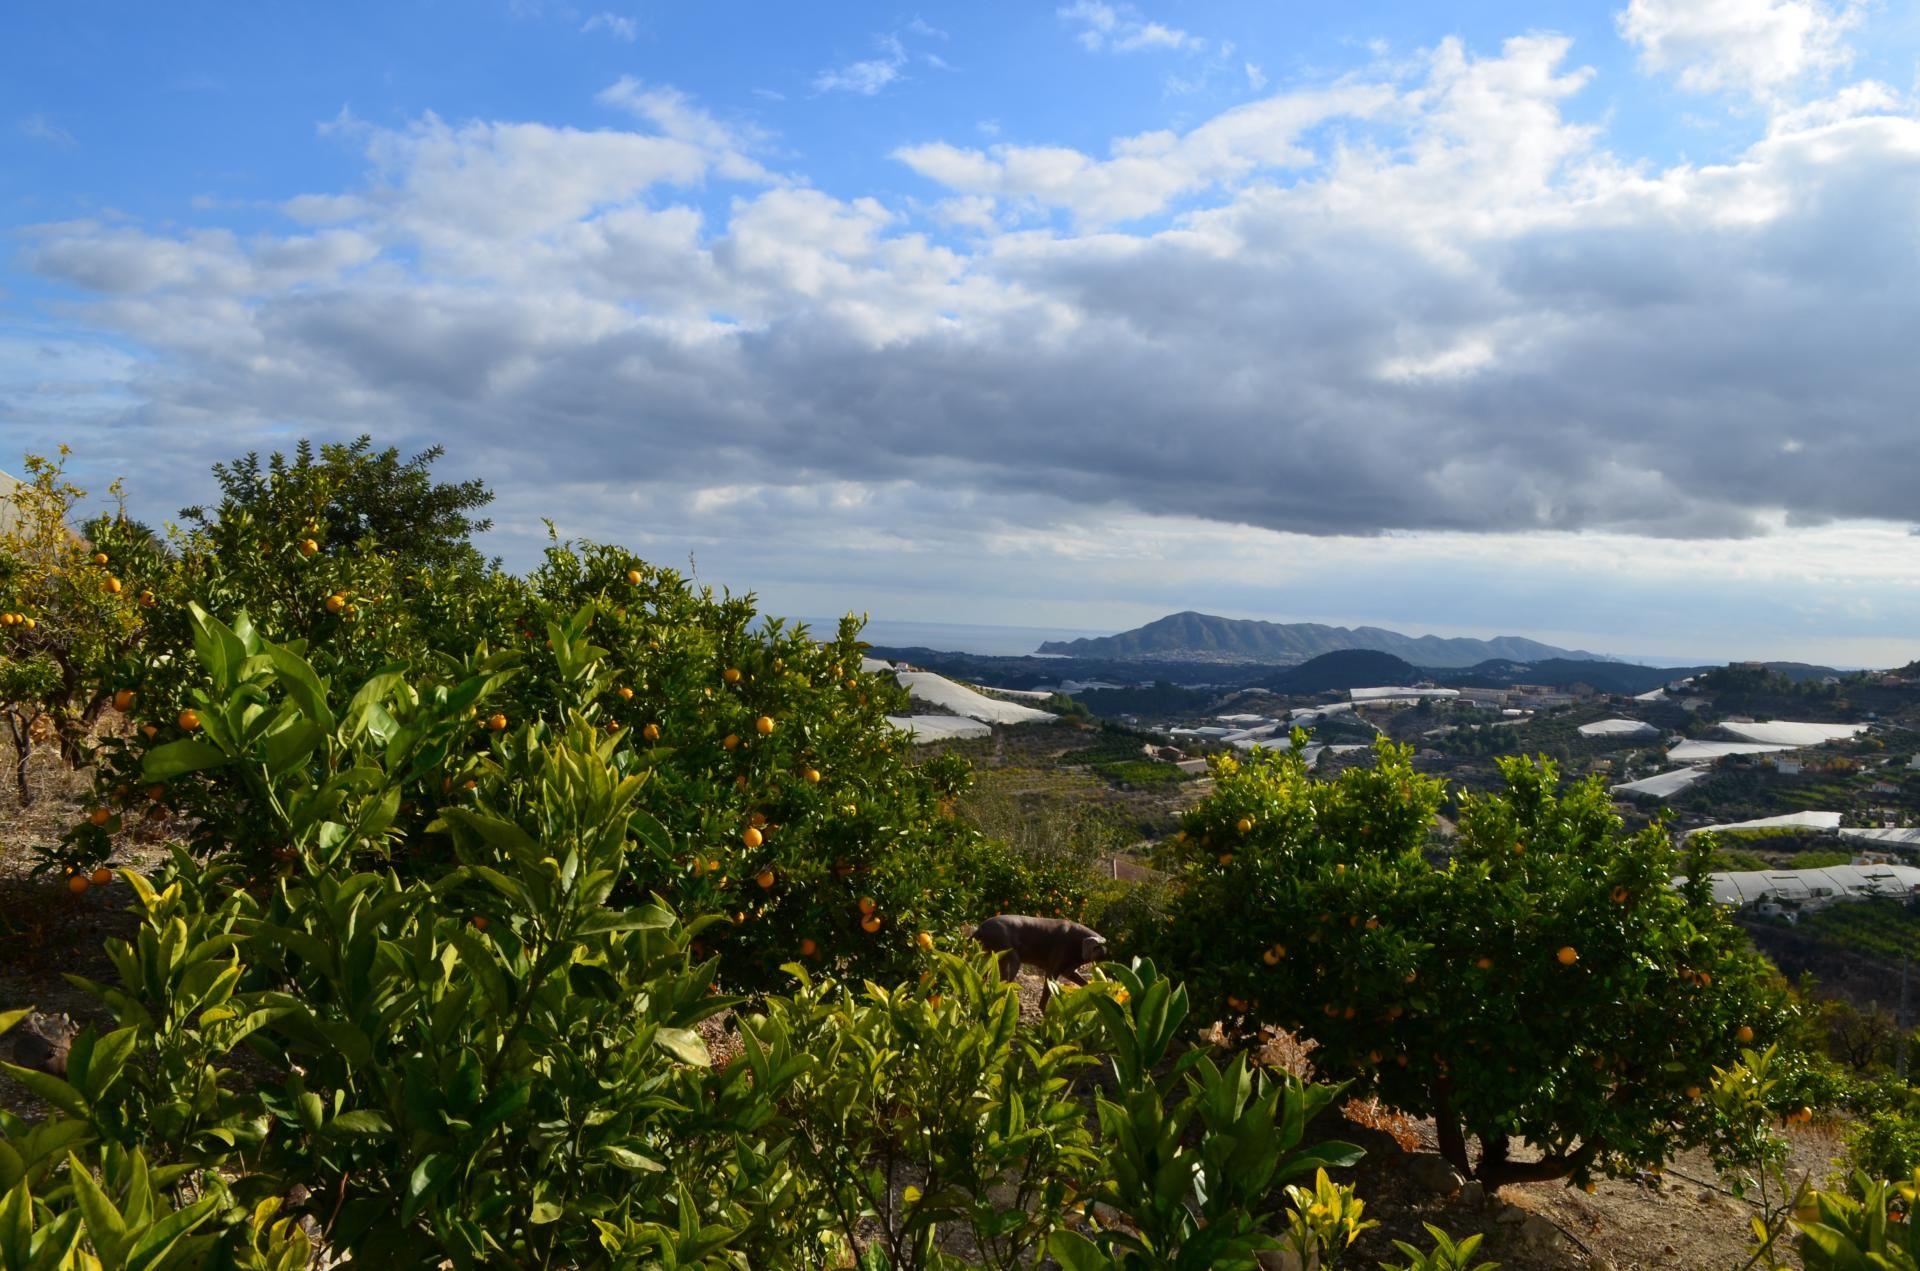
[
  {"x1": 1245, "y1": 62, "x2": 1267, "y2": 91},
  {"x1": 581, "y1": 12, "x2": 638, "y2": 41},
  {"x1": 1058, "y1": 1, "x2": 1203, "y2": 54},
  {"x1": 18, "y1": 112, "x2": 74, "y2": 145},
  {"x1": 896, "y1": 80, "x2": 1396, "y2": 222},
  {"x1": 15, "y1": 44, "x2": 1920, "y2": 665},
  {"x1": 814, "y1": 35, "x2": 908, "y2": 95},
  {"x1": 1619, "y1": 0, "x2": 1864, "y2": 100}
]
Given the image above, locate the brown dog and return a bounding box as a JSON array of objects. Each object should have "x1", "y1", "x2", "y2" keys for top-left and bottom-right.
[{"x1": 970, "y1": 914, "x2": 1109, "y2": 1008}]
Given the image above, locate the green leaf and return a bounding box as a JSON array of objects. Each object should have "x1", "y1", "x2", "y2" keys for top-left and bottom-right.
[
  {"x1": 0, "y1": 1064, "x2": 87, "y2": 1119},
  {"x1": 123, "y1": 1192, "x2": 221, "y2": 1271},
  {"x1": 140, "y1": 738, "x2": 230, "y2": 783},
  {"x1": 1047, "y1": 1231, "x2": 1113, "y2": 1271},
  {"x1": 262, "y1": 720, "x2": 324, "y2": 780},
  {"x1": 653, "y1": 1028, "x2": 711, "y2": 1067},
  {"x1": 327, "y1": 1110, "x2": 393, "y2": 1136},
  {"x1": 0, "y1": 1179, "x2": 31, "y2": 1271},
  {"x1": 64, "y1": 1150, "x2": 129, "y2": 1264},
  {"x1": 530, "y1": 1200, "x2": 564, "y2": 1225},
  {"x1": 263, "y1": 639, "x2": 334, "y2": 733},
  {"x1": 403, "y1": 1153, "x2": 455, "y2": 1225}
]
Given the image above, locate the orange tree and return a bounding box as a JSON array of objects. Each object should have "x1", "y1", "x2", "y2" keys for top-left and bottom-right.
[
  {"x1": 0, "y1": 448, "x2": 158, "y2": 803},
  {"x1": 67, "y1": 534, "x2": 1066, "y2": 994},
  {"x1": 1150, "y1": 738, "x2": 1795, "y2": 1188},
  {"x1": 504, "y1": 539, "x2": 1078, "y2": 991}
]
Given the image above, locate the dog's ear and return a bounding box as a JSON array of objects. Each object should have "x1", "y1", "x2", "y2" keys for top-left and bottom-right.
[{"x1": 1081, "y1": 936, "x2": 1108, "y2": 965}]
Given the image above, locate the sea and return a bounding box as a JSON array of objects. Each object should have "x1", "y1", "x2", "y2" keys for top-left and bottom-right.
[{"x1": 796, "y1": 618, "x2": 1113, "y2": 658}]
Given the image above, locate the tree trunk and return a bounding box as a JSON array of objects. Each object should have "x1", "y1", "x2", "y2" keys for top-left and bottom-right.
[
  {"x1": 1432, "y1": 1077, "x2": 1471, "y2": 1176},
  {"x1": 4, "y1": 714, "x2": 30, "y2": 805}
]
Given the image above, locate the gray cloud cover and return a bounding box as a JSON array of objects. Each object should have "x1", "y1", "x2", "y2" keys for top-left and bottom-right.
[{"x1": 7, "y1": 26, "x2": 1919, "y2": 575}]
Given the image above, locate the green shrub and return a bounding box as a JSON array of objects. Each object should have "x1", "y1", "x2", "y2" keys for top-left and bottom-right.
[{"x1": 1152, "y1": 740, "x2": 1798, "y2": 1188}]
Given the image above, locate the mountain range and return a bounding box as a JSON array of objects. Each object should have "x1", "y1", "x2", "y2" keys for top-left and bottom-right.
[{"x1": 1037, "y1": 611, "x2": 1607, "y2": 668}]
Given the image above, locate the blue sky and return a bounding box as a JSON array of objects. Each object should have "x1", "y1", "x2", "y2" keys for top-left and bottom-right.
[{"x1": 5, "y1": 1, "x2": 1920, "y2": 666}]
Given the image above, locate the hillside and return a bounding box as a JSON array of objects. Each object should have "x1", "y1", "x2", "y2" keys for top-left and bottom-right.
[
  {"x1": 1438, "y1": 658, "x2": 1706, "y2": 696},
  {"x1": 1038, "y1": 611, "x2": 1604, "y2": 667},
  {"x1": 1267, "y1": 649, "x2": 1422, "y2": 693}
]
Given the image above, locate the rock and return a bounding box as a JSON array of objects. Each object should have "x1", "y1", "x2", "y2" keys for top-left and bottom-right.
[
  {"x1": 1520, "y1": 1214, "x2": 1561, "y2": 1249},
  {"x1": 1256, "y1": 1250, "x2": 1316, "y2": 1271},
  {"x1": 1495, "y1": 1202, "x2": 1530, "y2": 1225},
  {"x1": 1405, "y1": 1153, "x2": 1466, "y2": 1196},
  {"x1": 1457, "y1": 1180, "x2": 1486, "y2": 1209},
  {"x1": 1588, "y1": 1258, "x2": 1617, "y2": 1271},
  {"x1": 9, "y1": 1012, "x2": 77, "y2": 1078}
]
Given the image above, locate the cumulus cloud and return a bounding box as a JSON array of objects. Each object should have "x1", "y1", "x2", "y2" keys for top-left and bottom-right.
[
  {"x1": 11, "y1": 36, "x2": 1920, "y2": 591},
  {"x1": 1619, "y1": 0, "x2": 1863, "y2": 100},
  {"x1": 1058, "y1": 1, "x2": 1203, "y2": 54}
]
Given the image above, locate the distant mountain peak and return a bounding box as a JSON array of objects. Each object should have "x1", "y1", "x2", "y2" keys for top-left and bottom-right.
[{"x1": 1036, "y1": 612, "x2": 1607, "y2": 668}]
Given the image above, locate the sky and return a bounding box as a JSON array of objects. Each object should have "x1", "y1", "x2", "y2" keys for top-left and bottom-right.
[{"x1": 4, "y1": 1, "x2": 1920, "y2": 668}]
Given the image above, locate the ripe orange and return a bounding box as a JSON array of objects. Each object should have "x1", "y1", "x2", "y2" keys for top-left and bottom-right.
[
  {"x1": 146, "y1": 785, "x2": 164, "y2": 801},
  {"x1": 90, "y1": 867, "x2": 112, "y2": 886},
  {"x1": 1557, "y1": 946, "x2": 1579, "y2": 966},
  {"x1": 1235, "y1": 817, "x2": 1253, "y2": 834},
  {"x1": 723, "y1": 733, "x2": 740, "y2": 750},
  {"x1": 799, "y1": 938, "x2": 818, "y2": 957},
  {"x1": 857, "y1": 896, "x2": 876, "y2": 915},
  {"x1": 626, "y1": 569, "x2": 643, "y2": 585},
  {"x1": 1736, "y1": 1025, "x2": 1755, "y2": 1044},
  {"x1": 1226, "y1": 995, "x2": 1247, "y2": 1011},
  {"x1": 112, "y1": 689, "x2": 136, "y2": 711},
  {"x1": 298, "y1": 538, "x2": 319, "y2": 556},
  {"x1": 325, "y1": 593, "x2": 347, "y2": 614},
  {"x1": 104, "y1": 576, "x2": 123, "y2": 594},
  {"x1": 916, "y1": 931, "x2": 935, "y2": 952},
  {"x1": 67, "y1": 874, "x2": 89, "y2": 895},
  {"x1": 1514, "y1": 842, "x2": 1526, "y2": 855},
  {"x1": 724, "y1": 667, "x2": 742, "y2": 684},
  {"x1": 141, "y1": 721, "x2": 158, "y2": 737},
  {"x1": 1262, "y1": 945, "x2": 1282, "y2": 965},
  {"x1": 861, "y1": 915, "x2": 882, "y2": 934},
  {"x1": 177, "y1": 709, "x2": 200, "y2": 732},
  {"x1": 617, "y1": 686, "x2": 634, "y2": 700},
  {"x1": 642, "y1": 723, "x2": 661, "y2": 741},
  {"x1": 803, "y1": 767, "x2": 821, "y2": 784},
  {"x1": 1475, "y1": 956, "x2": 1493, "y2": 970},
  {"x1": 471, "y1": 915, "x2": 489, "y2": 931},
  {"x1": 1686, "y1": 1085, "x2": 1702, "y2": 1100},
  {"x1": 755, "y1": 715, "x2": 774, "y2": 735},
  {"x1": 1610, "y1": 885, "x2": 1629, "y2": 904},
  {"x1": 87, "y1": 808, "x2": 110, "y2": 827},
  {"x1": 487, "y1": 713, "x2": 508, "y2": 732},
  {"x1": 20, "y1": 617, "x2": 33, "y2": 630},
  {"x1": 138, "y1": 590, "x2": 155, "y2": 607},
  {"x1": 92, "y1": 552, "x2": 109, "y2": 565},
  {"x1": 743, "y1": 827, "x2": 763, "y2": 849},
  {"x1": 755, "y1": 869, "x2": 775, "y2": 889},
  {"x1": 1218, "y1": 853, "x2": 1234, "y2": 866},
  {"x1": 1369, "y1": 1050, "x2": 1383, "y2": 1064}
]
